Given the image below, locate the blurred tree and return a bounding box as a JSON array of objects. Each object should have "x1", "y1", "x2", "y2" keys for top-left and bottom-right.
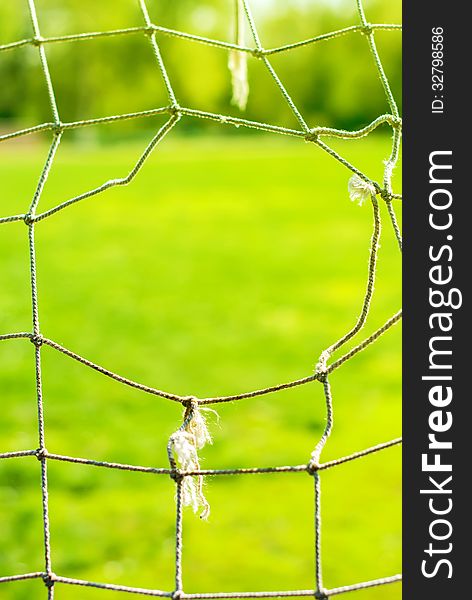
[{"x1": 0, "y1": 0, "x2": 400, "y2": 137}]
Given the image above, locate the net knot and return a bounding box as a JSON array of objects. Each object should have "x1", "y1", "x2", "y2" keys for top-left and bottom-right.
[
  {"x1": 361, "y1": 24, "x2": 374, "y2": 36},
  {"x1": 181, "y1": 395, "x2": 199, "y2": 411},
  {"x1": 30, "y1": 333, "x2": 44, "y2": 347},
  {"x1": 306, "y1": 460, "x2": 320, "y2": 475},
  {"x1": 315, "y1": 350, "x2": 329, "y2": 382},
  {"x1": 315, "y1": 588, "x2": 329, "y2": 600},
  {"x1": 305, "y1": 130, "x2": 319, "y2": 143},
  {"x1": 172, "y1": 591, "x2": 184, "y2": 600},
  {"x1": 42, "y1": 572, "x2": 56, "y2": 588},
  {"x1": 169, "y1": 104, "x2": 182, "y2": 118},
  {"x1": 52, "y1": 122, "x2": 64, "y2": 135},
  {"x1": 380, "y1": 188, "x2": 394, "y2": 203},
  {"x1": 144, "y1": 25, "x2": 155, "y2": 37},
  {"x1": 32, "y1": 36, "x2": 44, "y2": 47},
  {"x1": 35, "y1": 447, "x2": 48, "y2": 461},
  {"x1": 23, "y1": 213, "x2": 35, "y2": 226},
  {"x1": 251, "y1": 48, "x2": 264, "y2": 59},
  {"x1": 390, "y1": 115, "x2": 402, "y2": 130},
  {"x1": 170, "y1": 468, "x2": 184, "y2": 483}
]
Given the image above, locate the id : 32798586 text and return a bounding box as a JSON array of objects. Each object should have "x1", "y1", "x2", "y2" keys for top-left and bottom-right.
[{"x1": 431, "y1": 27, "x2": 444, "y2": 114}]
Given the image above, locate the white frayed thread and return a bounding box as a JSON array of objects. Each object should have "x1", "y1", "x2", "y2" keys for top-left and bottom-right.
[
  {"x1": 315, "y1": 349, "x2": 330, "y2": 376},
  {"x1": 348, "y1": 174, "x2": 376, "y2": 206},
  {"x1": 228, "y1": 0, "x2": 249, "y2": 111},
  {"x1": 168, "y1": 402, "x2": 217, "y2": 520}
]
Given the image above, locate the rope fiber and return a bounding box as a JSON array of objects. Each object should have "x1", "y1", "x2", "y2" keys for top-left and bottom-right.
[{"x1": 0, "y1": 0, "x2": 402, "y2": 598}]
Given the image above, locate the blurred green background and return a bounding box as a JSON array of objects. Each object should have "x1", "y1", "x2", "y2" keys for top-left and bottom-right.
[{"x1": 0, "y1": 1, "x2": 401, "y2": 599}]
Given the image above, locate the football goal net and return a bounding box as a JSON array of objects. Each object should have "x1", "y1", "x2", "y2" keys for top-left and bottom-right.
[{"x1": 0, "y1": 0, "x2": 402, "y2": 598}]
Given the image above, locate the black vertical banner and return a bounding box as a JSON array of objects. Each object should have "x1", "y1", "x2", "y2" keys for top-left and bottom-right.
[{"x1": 403, "y1": 2, "x2": 468, "y2": 598}]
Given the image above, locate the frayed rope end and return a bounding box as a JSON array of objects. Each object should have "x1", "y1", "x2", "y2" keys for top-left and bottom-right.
[
  {"x1": 229, "y1": 50, "x2": 249, "y2": 111},
  {"x1": 348, "y1": 174, "x2": 376, "y2": 206},
  {"x1": 228, "y1": 0, "x2": 249, "y2": 111},
  {"x1": 169, "y1": 405, "x2": 218, "y2": 520}
]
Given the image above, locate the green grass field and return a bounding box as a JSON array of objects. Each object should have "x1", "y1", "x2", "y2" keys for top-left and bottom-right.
[{"x1": 0, "y1": 133, "x2": 401, "y2": 599}]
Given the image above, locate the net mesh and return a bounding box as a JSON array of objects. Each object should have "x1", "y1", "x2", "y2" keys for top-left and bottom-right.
[{"x1": 0, "y1": 0, "x2": 402, "y2": 597}]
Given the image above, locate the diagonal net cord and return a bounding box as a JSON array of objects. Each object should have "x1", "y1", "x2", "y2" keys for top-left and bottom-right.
[{"x1": 0, "y1": 0, "x2": 402, "y2": 597}]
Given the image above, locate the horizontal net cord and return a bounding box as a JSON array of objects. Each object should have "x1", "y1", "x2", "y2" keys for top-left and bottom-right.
[
  {"x1": 49, "y1": 575, "x2": 171, "y2": 596},
  {"x1": 317, "y1": 437, "x2": 401, "y2": 470},
  {"x1": 0, "y1": 331, "x2": 32, "y2": 340},
  {"x1": 265, "y1": 24, "x2": 401, "y2": 55},
  {"x1": 327, "y1": 574, "x2": 402, "y2": 596},
  {"x1": 0, "y1": 573, "x2": 401, "y2": 597},
  {"x1": 0, "y1": 108, "x2": 171, "y2": 143},
  {"x1": 0, "y1": 572, "x2": 45, "y2": 584},
  {"x1": 0, "y1": 22, "x2": 401, "y2": 56},
  {"x1": 37, "y1": 452, "x2": 171, "y2": 474},
  {"x1": 0, "y1": 311, "x2": 401, "y2": 406},
  {"x1": 0, "y1": 437, "x2": 401, "y2": 476},
  {"x1": 311, "y1": 114, "x2": 400, "y2": 139},
  {"x1": 0, "y1": 214, "x2": 28, "y2": 224},
  {"x1": 0, "y1": 123, "x2": 52, "y2": 144},
  {"x1": 0, "y1": 449, "x2": 37, "y2": 459},
  {"x1": 180, "y1": 575, "x2": 403, "y2": 598},
  {"x1": 0, "y1": 110, "x2": 401, "y2": 147}
]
